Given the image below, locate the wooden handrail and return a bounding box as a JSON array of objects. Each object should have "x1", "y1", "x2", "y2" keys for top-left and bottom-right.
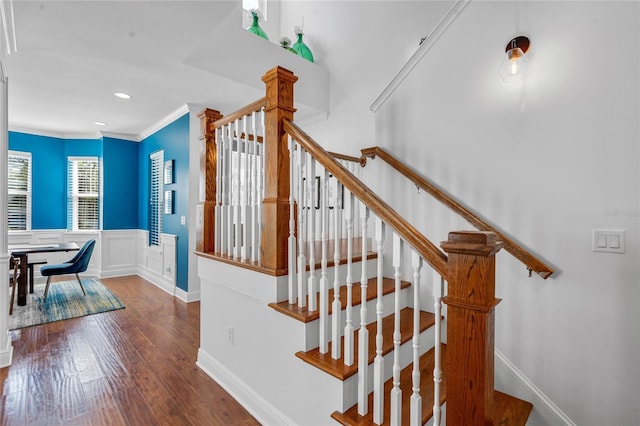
[
  {"x1": 360, "y1": 146, "x2": 554, "y2": 279},
  {"x1": 328, "y1": 151, "x2": 361, "y2": 164},
  {"x1": 285, "y1": 121, "x2": 449, "y2": 279},
  {"x1": 213, "y1": 97, "x2": 267, "y2": 129}
]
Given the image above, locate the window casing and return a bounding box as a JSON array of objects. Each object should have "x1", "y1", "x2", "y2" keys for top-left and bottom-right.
[
  {"x1": 149, "y1": 150, "x2": 164, "y2": 246},
  {"x1": 68, "y1": 157, "x2": 100, "y2": 231},
  {"x1": 7, "y1": 151, "x2": 31, "y2": 231}
]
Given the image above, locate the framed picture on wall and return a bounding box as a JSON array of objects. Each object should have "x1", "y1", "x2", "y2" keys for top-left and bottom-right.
[
  {"x1": 164, "y1": 159, "x2": 174, "y2": 184},
  {"x1": 164, "y1": 190, "x2": 174, "y2": 214}
]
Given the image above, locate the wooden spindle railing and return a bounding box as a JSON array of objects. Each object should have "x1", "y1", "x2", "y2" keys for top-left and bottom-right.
[
  {"x1": 198, "y1": 66, "x2": 536, "y2": 425},
  {"x1": 361, "y1": 146, "x2": 554, "y2": 279}
]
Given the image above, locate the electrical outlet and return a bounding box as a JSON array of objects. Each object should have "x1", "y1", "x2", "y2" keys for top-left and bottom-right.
[{"x1": 227, "y1": 326, "x2": 234, "y2": 345}]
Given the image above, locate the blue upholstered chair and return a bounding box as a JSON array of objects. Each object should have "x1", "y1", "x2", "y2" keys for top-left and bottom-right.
[{"x1": 41, "y1": 239, "x2": 95, "y2": 302}]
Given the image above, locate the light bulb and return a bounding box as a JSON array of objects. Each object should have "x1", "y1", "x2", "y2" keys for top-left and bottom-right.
[{"x1": 500, "y1": 47, "x2": 529, "y2": 82}]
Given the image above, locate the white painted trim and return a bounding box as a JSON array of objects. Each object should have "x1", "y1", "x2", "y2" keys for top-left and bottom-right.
[
  {"x1": 0, "y1": 0, "x2": 16, "y2": 55},
  {"x1": 137, "y1": 104, "x2": 189, "y2": 141},
  {"x1": 8, "y1": 124, "x2": 101, "y2": 140},
  {"x1": 174, "y1": 286, "x2": 200, "y2": 303},
  {"x1": 369, "y1": 0, "x2": 471, "y2": 113},
  {"x1": 196, "y1": 348, "x2": 297, "y2": 426},
  {"x1": 0, "y1": 335, "x2": 13, "y2": 368},
  {"x1": 9, "y1": 103, "x2": 189, "y2": 143},
  {"x1": 495, "y1": 349, "x2": 576, "y2": 426}
]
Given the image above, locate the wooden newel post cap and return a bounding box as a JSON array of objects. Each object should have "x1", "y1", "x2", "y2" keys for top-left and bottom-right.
[{"x1": 441, "y1": 231, "x2": 503, "y2": 257}]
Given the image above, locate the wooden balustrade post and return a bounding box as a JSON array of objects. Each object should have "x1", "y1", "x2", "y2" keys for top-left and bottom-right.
[
  {"x1": 197, "y1": 108, "x2": 224, "y2": 253},
  {"x1": 261, "y1": 66, "x2": 298, "y2": 274},
  {"x1": 441, "y1": 231, "x2": 503, "y2": 426}
]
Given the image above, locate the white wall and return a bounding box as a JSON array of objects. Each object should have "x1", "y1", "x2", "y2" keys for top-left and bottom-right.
[{"x1": 282, "y1": 0, "x2": 640, "y2": 424}]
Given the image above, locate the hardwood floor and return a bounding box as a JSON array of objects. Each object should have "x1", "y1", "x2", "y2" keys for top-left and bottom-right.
[{"x1": 0, "y1": 275, "x2": 259, "y2": 425}]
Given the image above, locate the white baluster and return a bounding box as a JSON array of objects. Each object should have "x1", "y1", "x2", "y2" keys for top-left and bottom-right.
[
  {"x1": 410, "y1": 251, "x2": 423, "y2": 426},
  {"x1": 233, "y1": 119, "x2": 241, "y2": 259},
  {"x1": 357, "y1": 203, "x2": 369, "y2": 416},
  {"x1": 373, "y1": 217, "x2": 385, "y2": 424},
  {"x1": 241, "y1": 118, "x2": 249, "y2": 261},
  {"x1": 257, "y1": 108, "x2": 265, "y2": 265},
  {"x1": 307, "y1": 157, "x2": 317, "y2": 311},
  {"x1": 226, "y1": 125, "x2": 233, "y2": 256},
  {"x1": 221, "y1": 124, "x2": 230, "y2": 256},
  {"x1": 343, "y1": 191, "x2": 355, "y2": 366},
  {"x1": 250, "y1": 111, "x2": 258, "y2": 262},
  {"x1": 319, "y1": 169, "x2": 330, "y2": 354},
  {"x1": 331, "y1": 178, "x2": 342, "y2": 360},
  {"x1": 297, "y1": 146, "x2": 307, "y2": 309},
  {"x1": 288, "y1": 136, "x2": 297, "y2": 305},
  {"x1": 390, "y1": 233, "x2": 402, "y2": 426},
  {"x1": 433, "y1": 272, "x2": 444, "y2": 426},
  {"x1": 215, "y1": 126, "x2": 222, "y2": 253}
]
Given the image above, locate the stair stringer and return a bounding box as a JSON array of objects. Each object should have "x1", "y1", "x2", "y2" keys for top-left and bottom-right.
[{"x1": 197, "y1": 257, "x2": 353, "y2": 425}]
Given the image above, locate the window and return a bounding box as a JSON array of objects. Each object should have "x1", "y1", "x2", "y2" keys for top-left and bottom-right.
[
  {"x1": 7, "y1": 151, "x2": 31, "y2": 231},
  {"x1": 68, "y1": 157, "x2": 100, "y2": 231},
  {"x1": 149, "y1": 150, "x2": 164, "y2": 246}
]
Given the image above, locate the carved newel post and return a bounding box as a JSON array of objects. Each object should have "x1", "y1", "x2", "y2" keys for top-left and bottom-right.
[
  {"x1": 441, "y1": 231, "x2": 503, "y2": 425},
  {"x1": 261, "y1": 67, "x2": 298, "y2": 274},
  {"x1": 197, "y1": 108, "x2": 223, "y2": 253}
]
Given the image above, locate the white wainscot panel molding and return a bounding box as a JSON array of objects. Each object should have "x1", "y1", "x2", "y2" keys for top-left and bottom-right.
[
  {"x1": 101, "y1": 230, "x2": 138, "y2": 278},
  {"x1": 137, "y1": 230, "x2": 178, "y2": 297}
]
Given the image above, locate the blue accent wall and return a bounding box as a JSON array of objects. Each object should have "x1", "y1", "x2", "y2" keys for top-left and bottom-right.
[
  {"x1": 10, "y1": 115, "x2": 189, "y2": 292},
  {"x1": 103, "y1": 137, "x2": 139, "y2": 230},
  {"x1": 139, "y1": 114, "x2": 190, "y2": 291},
  {"x1": 9, "y1": 132, "x2": 67, "y2": 229}
]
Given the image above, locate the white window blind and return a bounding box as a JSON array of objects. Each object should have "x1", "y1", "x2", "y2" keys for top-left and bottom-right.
[
  {"x1": 149, "y1": 150, "x2": 164, "y2": 246},
  {"x1": 68, "y1": 157, "x2": 99, "y2": 231},
  {"x1": 7, "y1": 151, "x2": 31, "y2": 231}
]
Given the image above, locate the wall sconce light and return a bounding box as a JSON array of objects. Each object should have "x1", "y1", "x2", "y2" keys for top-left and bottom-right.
[{"x1": 500, "y1": 36, "x2": 530, "y2": 82}]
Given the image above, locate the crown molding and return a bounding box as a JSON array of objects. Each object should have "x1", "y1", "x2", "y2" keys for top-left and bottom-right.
[
  {"x1": 0, "y1": 0, "x2": 17, "y2": 56},
  {"x1": 8, "y1": 124, "x2": 101, "y2": 140},
  {"x1": 370, "y1": 0, "x2": 470, "y2": 113},
  {"x1": 137, "y1": 104, "x2": 189, "y2": 141}
]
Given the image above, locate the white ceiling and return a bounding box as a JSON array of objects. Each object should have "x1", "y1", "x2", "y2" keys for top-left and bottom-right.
[{"x1": 4, "y1": 0, "x2": 278, "y2": 140}]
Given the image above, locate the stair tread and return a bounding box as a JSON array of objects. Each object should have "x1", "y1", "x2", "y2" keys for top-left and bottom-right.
[
  {"x1": 331, "y1": 344, "x2": 532, "y2": 426},
  {"x1": 268, "y1": 277, "x2": 410, "y2": 323},
  {"x1": 493, "y1": 390, "x2": 534, "y2": 425},
  {"x1": 295, "y1": 307, "x2": 436, "y2": 380},
  {"x1": 331, "y1": 344, "x2": 447, "y2": 426}
]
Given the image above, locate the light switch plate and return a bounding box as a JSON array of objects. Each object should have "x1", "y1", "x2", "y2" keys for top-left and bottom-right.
[{"x1": 593, "y1": 229, "x2": 625, "y2": 253}]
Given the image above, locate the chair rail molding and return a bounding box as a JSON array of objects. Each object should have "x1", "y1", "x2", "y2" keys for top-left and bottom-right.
[{"x1": 369, "y1": 0, "x2": 471, "y2": 113}]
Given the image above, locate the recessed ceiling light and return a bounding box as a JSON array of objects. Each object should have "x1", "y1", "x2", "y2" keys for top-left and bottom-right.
[
  {"x1": 114, "y1": 92, "x2": 132, "y2": 99},
  {"x1": 94, "y1": 121, "x2": 107, "y2": 126}
]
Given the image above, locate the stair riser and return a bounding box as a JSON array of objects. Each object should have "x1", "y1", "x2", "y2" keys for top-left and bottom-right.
[
  {"x1": 302, "y1": 286, "x2": 410, "y2": 351},
  {"x1": 341, "y1": 326, "x2": 438, "y2": 411}
]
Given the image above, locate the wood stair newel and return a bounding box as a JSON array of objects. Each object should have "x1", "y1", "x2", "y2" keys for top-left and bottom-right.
[
  {"x1": 197, "y1": 108, "x2": 223, "y2": 253},
  {"x1": 441, "y1": 231, "x2": 502, "y2": 426},
  {"x1": 261, "y1": 66, "x2": 298, "y2": 275}
]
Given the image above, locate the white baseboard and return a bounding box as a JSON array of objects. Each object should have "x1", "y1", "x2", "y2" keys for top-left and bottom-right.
[
  {"x1": 196, "y1": 348, "x2": 296, "y2": 426},
  {"x1": 174, "y1": 287, "x2": 200, "y2": 303},
  {"x1": 99, "y1": 268, "x2": 138, "y2": 279},
  {"x1": 0, "y1": 336, "x2": 13, "y2": 368},
  {"x1": 495, "y1": 349, "x2": 575, "y2": 425}
]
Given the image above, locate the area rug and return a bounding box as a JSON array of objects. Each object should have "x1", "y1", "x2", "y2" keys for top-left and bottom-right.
[{"x1": 9, "y1": 277, "x2": 125, "y2": 330}]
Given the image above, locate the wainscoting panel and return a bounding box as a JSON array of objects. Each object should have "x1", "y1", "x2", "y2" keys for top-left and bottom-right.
[{"x1": 8, "y1": 229, "x2": 178, "y2": 299}]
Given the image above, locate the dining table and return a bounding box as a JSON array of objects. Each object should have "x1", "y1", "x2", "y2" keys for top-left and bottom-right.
[{"x1": 8, "y1": 242, "x2": 80, "y2": 306}]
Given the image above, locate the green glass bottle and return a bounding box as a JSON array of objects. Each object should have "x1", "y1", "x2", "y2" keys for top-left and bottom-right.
[
  {"x1": 247, "y1": 11, "x2": 268, "y2": 40},
  {"x1": 292, "y1": 32, "x2": 314, "y2": 63}
]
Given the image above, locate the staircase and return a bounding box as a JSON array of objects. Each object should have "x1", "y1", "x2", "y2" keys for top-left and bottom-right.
[
  {"x1": 194, "y1": 66, "x2": 552, "y2": 425},
  {"x1": 267, "y1": 239, "x2": 532, "y2": 425}
]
